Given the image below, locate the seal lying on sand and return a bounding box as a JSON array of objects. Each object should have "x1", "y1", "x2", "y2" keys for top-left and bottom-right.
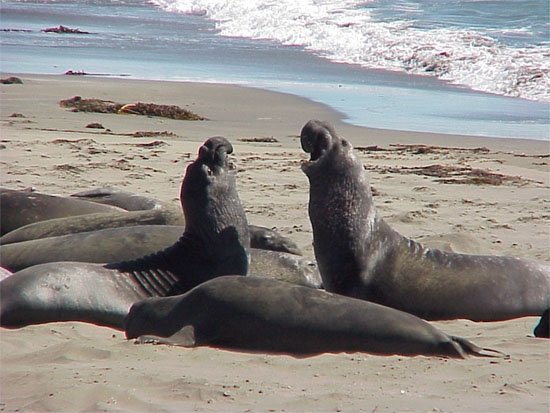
[
  {"x1": 0, "y1": 188, "x2": 126, "y2": 235},
  {"x1": 71, "y1": 187, "x2": 302, "y2": 255},
  {"x1": 249, "y1": 224, "x2": 302, "y2": 256},
  {"x1": 0, "y1": 216, "x2": 301, "y2": 256},
  {"x1": 0, "y1": 209, "x2": 184, "y2": 244},
  {"x1": 70, "y1": 187, "x2": 167, "y2": 211},
  {"x1": 0, "y1": 137, "x2": 250, "y2": 329},
  {"x1": 300, "y1": 120, "x2": 549, "y2": 335},
  {"x1": 0, "y1": 225, "x2": 320, "y2": 288},
  {"x1": 125, "y1": 276, "x2": 502, "y2": 358},
  {"x1": 0, "y1": 194, "x2": 301, "y2": 255}
]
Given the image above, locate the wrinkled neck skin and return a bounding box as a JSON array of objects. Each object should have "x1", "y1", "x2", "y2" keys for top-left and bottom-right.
[
  {"x1": 181, "y1": 161, "x2": 251, "y2": 270},
  {"x1": 303, "y1": 139, "x2": 401, "y2": 298}
]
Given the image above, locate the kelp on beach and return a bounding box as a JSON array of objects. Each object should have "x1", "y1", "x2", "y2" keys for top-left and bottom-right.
[{"x1": 59, "y1": 96, "x2": 207, "y2": 121}]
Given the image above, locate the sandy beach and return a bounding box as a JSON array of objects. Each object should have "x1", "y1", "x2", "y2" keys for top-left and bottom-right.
[{"x1": 0, "y1": 74, "x2": 549, "y2": 412}]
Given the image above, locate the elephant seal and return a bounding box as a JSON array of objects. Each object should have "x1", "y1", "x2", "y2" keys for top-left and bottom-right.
[
  {"x1": 0, "y1": 213, "x2": 300, "y2": 257},
  {"x1": 125, "y1": 276, "x2": 502, "y2": 358},
  {"x1": 0, "y1": 226, "x2": 186, "y2": 271},
  {"x1": 0, "y1": 188, "x2": 127, "y2": 235},
  {"x1": 247, "y1": 249, "x2": 320, "y2": 288},
  {"x1": 300, "y1": 120, "x2": 550, "y2": 324},
  {"x1": 0, "y1": 136, "x2": 250, "y2": 329},
  {"x1": 0, "y1": 209, "x2": 184, "y2": 245},
  {"x1": 70, "y1": 187, "x2": 167, "y2": 211},
  {"x1": 249, "y1": 225, "x2": 302, "y2": 256},
  {"x1": 0, "y1": 225, "x2": 320, "y2": 288}
]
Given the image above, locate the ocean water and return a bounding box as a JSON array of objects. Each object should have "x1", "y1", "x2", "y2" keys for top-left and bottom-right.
[{"x1": 1, "y1": 0, "x2": 549, "y2": 140}]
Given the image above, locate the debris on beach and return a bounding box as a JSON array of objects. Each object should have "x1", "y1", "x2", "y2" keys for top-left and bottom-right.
[
  {"x1": 239, "y1": 137, "x2": 279, "y2": 143},
  {"x1": 64, "y1": 70, "x2": 131, "y2": 77},
  {"x1": 65, "y1": 70, "x2": 88, "y2": 76},
  {"x1": 1, "y1": 77, "x2": 23, "y2": 85},
  {"x1": 374, "y1": 164, "x2": 535, "y2": 186},
  {"x1": 60, "y1": 96, "x2": 121, "y2": 113},
  {"x1": 131, "y1": 131, "x2": 176, "y2": 138},
  {"x1": 356, "y1": 144, "x2": 490, "y2": 155},
  {"x1": 59, "y1": 96, "x2": 206, "y2": 121},
  {"x1": 133, "y1": 140, "x2": 167, "y2": 148},
  {"x1": 118, "y1": 102, "x2": 206, "y2": 120},
  {"x1": 85, "y1": 123, "x2": 105, "y2": 129},
  {"x1": 1, "y1": 29, "x2": 32, "y2": 33},
  {"x1": 42, "y1": 25, "x2": 92, "y2": 34}
]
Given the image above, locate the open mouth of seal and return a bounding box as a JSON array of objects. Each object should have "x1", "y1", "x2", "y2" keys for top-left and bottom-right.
[
  {"x1": 308, "y1": 146, "x2": 326, "y2": 162},
  {"x1": 198, "y1": 136, "x2": 233, "y2": 173},
  {"x1": 300, "y1": 120, "x2": 337, "y2": 169}
]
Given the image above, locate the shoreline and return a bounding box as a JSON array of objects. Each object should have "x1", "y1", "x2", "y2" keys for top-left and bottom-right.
[
  {"x1": 2, "y1": 73, "x2": 549, "y2": 153},
  {"x1": 1, "y1": 73, "x2": 549, "y2": 412},
  {"x1": 3, "y1": 0, "x2": 548, "y2": 140}
]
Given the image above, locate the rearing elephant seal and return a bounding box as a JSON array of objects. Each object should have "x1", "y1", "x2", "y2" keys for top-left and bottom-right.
[
  {"x1": 125, "y1": 276, "x2": 502, "y2": 358},
  {"x1": 300, "y1": 120, "x2": 549, "y2": 330},
  {"x1": 0, "y1": 136, "x2": 250, "y2": 330}
]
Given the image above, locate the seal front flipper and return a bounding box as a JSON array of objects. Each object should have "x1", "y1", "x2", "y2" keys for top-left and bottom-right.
[{"x1": 133, "y1": 326, "x2": 197, "y2": 347}]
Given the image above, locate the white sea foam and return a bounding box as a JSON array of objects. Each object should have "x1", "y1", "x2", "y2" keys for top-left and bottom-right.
[{"x1": 151, "y1": 0, "x2": 550, "y2": 102}]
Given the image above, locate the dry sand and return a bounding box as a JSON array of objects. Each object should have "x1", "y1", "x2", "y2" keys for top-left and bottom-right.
[{"x1": 0, "y1": 74, "x2": 549, "y2": 412}]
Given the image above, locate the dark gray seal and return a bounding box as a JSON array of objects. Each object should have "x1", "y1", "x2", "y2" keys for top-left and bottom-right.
[
  {"x1": 70, "y1": 187, "x2": 167, "y2": 211},
  {"x1": 0, "y1": 209, "x2": 184, "y2": 245},
  {"x1": 0, "y1": 225, "x2": 320, "y2": 288},
  {"x1": 0, "y1": 137, "x2": 250, "y2": 329},
  {"x1": 0, "y1": 214, "x2": 300, "y2": 257},
  {"x1": 0, "y1": 226, "x2": 185, "y2": 270},
  {"x1": 300, "y1": 120, "x2": 550, "y2": 326},
  {"x1": 249, "y1": 224, "x2": 302, "y2": 256},
  {"x1": 69, "y1": 190, "x2": 303, "y2": 256},
  {"x1": 0, "y1": 187, "x2": 127, "y2": 235},
  {"x1": 125, "y1": 276, "x2": 502, "y2": 358}
]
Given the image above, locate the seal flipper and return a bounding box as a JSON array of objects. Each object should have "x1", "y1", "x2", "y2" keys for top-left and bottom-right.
[
  {"x1": 533, "y1": 309, "x2": 549, "y2": 338},
  {"x1": 450, "y1": 336, "x2": 507, "y2": 358},
  {"x1": 133, "y1": 325, "x2": 196, "y2": 347}
]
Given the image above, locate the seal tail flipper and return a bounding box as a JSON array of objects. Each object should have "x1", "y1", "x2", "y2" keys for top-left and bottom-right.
[
  {"x1": 533, "y1": 309, "x2": 549, "y2": 338},
  {"x1": 133, "y1": 325, "x2": 197, "y2": 347},
  {"x1": 450, "y1": 336, "x2": 507, "y2": 358}
]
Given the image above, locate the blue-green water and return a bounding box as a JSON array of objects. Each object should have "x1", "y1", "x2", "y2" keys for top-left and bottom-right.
[{"x1": 1, "y1": 0, "x2": 548, "y2": 140}]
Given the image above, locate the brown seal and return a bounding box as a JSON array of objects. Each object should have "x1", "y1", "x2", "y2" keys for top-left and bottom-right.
[{"x1": 300, "y1": 120, "x2": 549, "y2": 333}]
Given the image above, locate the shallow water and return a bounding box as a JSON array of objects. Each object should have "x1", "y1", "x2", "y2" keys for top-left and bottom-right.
[{"x1": 1, "y1": 0, "x2": 548, "y2": 140}]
